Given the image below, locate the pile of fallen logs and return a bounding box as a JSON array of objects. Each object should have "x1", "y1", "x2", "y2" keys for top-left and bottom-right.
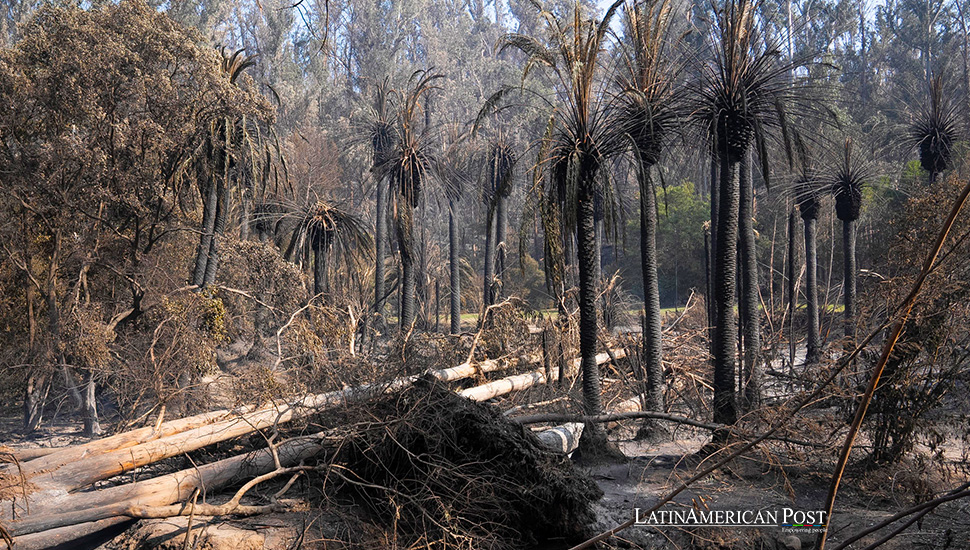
[{"x1": 1, "y1": 349, "x2": 631, "y2": 549}]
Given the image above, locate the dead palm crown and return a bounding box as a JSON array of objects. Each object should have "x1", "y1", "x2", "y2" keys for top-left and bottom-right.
[
  {"x1": 355, "y1": 77, "x2": 397, "y2": 316},
  {"x1": 373, "y1": 69, "x2": 448, "y2": 332},
  {"x1": 909, "y1": 74, "x2": 961, "y2": 182},
  {"x1": 827, "y1": 137, "x2": 875, "y2": 339},
  {"x1": 282, "y1": 198, "x2": 372, "y2": 300},
  {"x1": 480, "y1": 133, "x2": 516, "y2": 310},
  {"x1": 192, "y1": 47, "x2": 283, "y2": 288},
  {"x1": 616, "y1": 0, "x2": 689, "y2": 420},
  {"x1": 495, "y1": 0, "x2": 626, "y2": 454},
  {"x1": 689, "y1": 0, "x2": 800, "y2": 427}
]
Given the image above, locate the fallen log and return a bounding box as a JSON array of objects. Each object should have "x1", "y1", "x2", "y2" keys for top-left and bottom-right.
[
  {"x1": 522, "y1": 410, "x2": 827, "y2": 449},
  {"x1": 460, "y1": 350, "x2": 625, "y2": 402},
  {"x1": 5, "y1": 431, "x2": 328, "y2": 537},
  {"x1": 4, "y1": 350, "x2": 602, "y2": 546},
  {"x1": 4, "y1": 354, "x2": 532, "y2": 497},
  {"x1": 535, "y1": 423, "x2": 585, "y2": 453}
]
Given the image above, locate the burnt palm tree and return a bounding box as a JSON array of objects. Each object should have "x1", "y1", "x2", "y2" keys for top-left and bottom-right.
[
  {"x1": 481, "y1": 136, "x2": 516, "y2": 312},
  {"x1": 375, "y1": 70, "x2": 444, "y2": 332},
  {"x1": 359, "y1": 79, "x2": 396, "y2": 317},
  {"x1": 795, "y1": 173, "x2": 821, "y2": 365},
  {"x1": 828, "y1": 138, "x2": 871, "y2": 341},
  {"x1": 497, "y1": 0, "x2": 626, "y2": 456},
  {"x1": 282, "y1": 199, "x2": 371, "y2": 301},
  {"x1": 617, "y1": 0, "x2": 686, "y2": 425},
  {"x1": 910, "y1": 75, "x2": 960, "y2": 184},
  {"x1": 192, "y1": 48, "x2": 279, "y2": 288},
  {"x1": 690, "y1": 0, "x2": 796, "y2": 427},
  {"x1": 441, "y1": 123, "x2": 471, "y2": 335}
]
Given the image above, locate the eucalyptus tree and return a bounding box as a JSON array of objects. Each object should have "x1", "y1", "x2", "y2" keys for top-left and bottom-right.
[
  {"x1": 828, "y1": 138, "x2": 871, "y2": 341},
  {"x1": 690, "y1": 0, "x2": 796, "y2": 427},
  {"x1": 496, "y1": 0, "x2": 627, "y2": 455},
  {"x1": 374, "y1": 70, "x2": 445, "y2": 332},
  {"x1": 617, "y1": 0, "x2": 687, "y2": 423},
  {"x1": 0, "y1": 1, "x2": 269, "y2": 434},
  {"x1": 910, "y1": 74, "x2": 960, "y2": 184}
]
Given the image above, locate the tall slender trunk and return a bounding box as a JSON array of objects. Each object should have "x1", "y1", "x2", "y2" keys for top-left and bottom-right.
[
  {"x1": 739, "y1": 152, "x2": 761, "y2": 409},
  {"x1": 202, "y1": 179, "x2": 227, "y2": 287},
  {"x1": 23, "y1": 370, "x2": 50, "y2": 433},
  {"x1": 576, "y1": 184, "x2": 608, "y2": 450},
  {"x1": 398, "y1": 200, "x2": 416, "y2": 332},
  {"x1": 803, "y1": 215, "x2": 820, "y2": 365},
  {"x1": 375, "y1": 177, "x2": 387, "y2": 315},
  {"x1": 639, "y1": 162, "x2": 663, "y2": 415},
  {"x1": 787, "y1": 206, "x2": 798, "y2": 368},
  {"x1": 495, "y1": 195, "x2": 508, "y2": 302},
  {"x1": 192, "y1": 181, "x2": 218, "y2": 287},
  {"x1": 449, "y1": 199, "x2": 461, "y2": 335},
  {"x1": 713, "y1": 155, "x2": 739, "y2": 428},
  {"x1": 483, "y1": 207, "x2": 496, "y2": 316},
  {"x1": 842, "y1": 219, "x2": 857, "y2": 340},
  {"x1": 708, "y1": 155, "x2": 719, "y2": 355}
]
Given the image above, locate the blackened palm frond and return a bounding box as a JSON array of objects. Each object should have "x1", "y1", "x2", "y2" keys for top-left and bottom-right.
[
  {"x1": 908, "y1": 74, "x2": 962, "y2": 176},
  {"x1": 219, "y1": 46, "x2": 258, "y2": 84},
  {"x1": 371, "y1": 69, "x2": 445, "y2": 210},
  {"x1": 481, "y1": 134, "x2": 517, "y2": 207},
  {"x1": 440, "y1": 121, "x2": 473, "y2": 204},
  {"x1": 283, "y1": 198, "x2": 373, "y2": 262},
  {"x1": 617, "y1": 0, "x2": 688, "y2": 167},
  {"x1": 828, "y1": 137, "x2": 876, "y2": 222},
  {"x1": 688, "y1": 0, "x2": 814, "y2": 164}
]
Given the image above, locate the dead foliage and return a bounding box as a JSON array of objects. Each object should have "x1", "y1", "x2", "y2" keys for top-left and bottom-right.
[{"x1": 329, "y1": 376, "x2": 602, "y2": 549}]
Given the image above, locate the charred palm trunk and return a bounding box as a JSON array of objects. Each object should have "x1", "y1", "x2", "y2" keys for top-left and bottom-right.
[
  {"x1": 638, "y1": 160, "x2": 664, "y2": 418},
  {"x1": 842, "y1": 219, "x2": 857, "y2": 340},
  {"x1": 375, "y1": 177, "x2": 388, "y2": 316},
  {"x1": 707, "y1": 156, "x2": 719, "y2": 355},
  {"x1": 576, "y1": 179, "x2": 608, "y2": 451},
  {"x1": 739, "y1": 152, "x2": 761, "y2": 410},
  {"x1": 398, "y1": 198, "x2": 417, "y2": 332},
  {"x1": 313, "y1": 235, "x2": 330, "y2": 300},
  {"x1": 801, "y1": 202, "x2": 821, "y2": 365},
  {"x1": 482, "y1": 207, "x2": 496, "y2": 316},
  {"x1": 495, "y1": 195, "x2": 508, "y2": 302},
  {"x1": 202, "y1": 178, "x2": 228, "y2": 288},
  {"x1": 192, "y1": 180, "x2": 218, "y2": 287},
  {"x1": 787, "y1": 205, "x2": 798, "y2": 368},
  {"x1": 449, "y1": 198, "x2": 461, "y2": 335},
  {"x1": 713, "y1": 154, "x2": 740, "y2": 428}
]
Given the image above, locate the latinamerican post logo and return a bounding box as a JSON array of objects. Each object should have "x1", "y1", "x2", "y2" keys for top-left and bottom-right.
[{"x1": 634, "y1": 507, "x2": 827, "y2": 534}]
